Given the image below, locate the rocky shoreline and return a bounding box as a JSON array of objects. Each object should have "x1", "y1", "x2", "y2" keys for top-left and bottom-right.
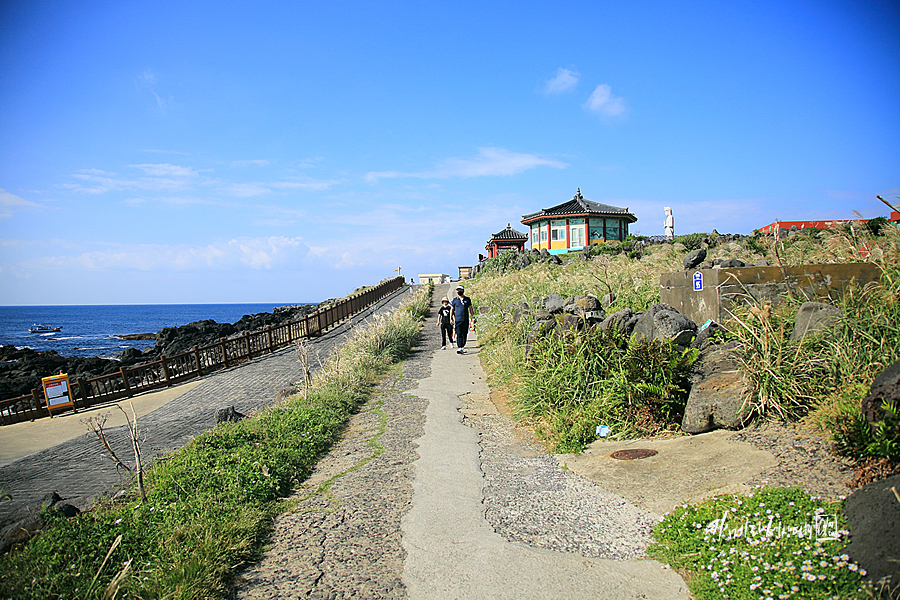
[
  {"x1": 0, "y1": 303, "x2": 323, "y2": 402},
  {"x1": 115, "y1": 332, "x2": 156, "y2": 341}
]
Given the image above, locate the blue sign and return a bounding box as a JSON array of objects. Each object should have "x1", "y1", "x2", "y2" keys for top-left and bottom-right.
[{"x1": 693, "y1": 271, "x2": 704, "y2": 291}]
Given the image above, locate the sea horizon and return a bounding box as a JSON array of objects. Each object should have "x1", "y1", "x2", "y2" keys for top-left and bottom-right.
[{"x1": 0, "y1": 301, "x2": 311, "y2": 308}]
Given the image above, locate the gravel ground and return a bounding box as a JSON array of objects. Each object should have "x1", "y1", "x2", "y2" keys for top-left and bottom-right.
[
  {"x1": 235, "y1": 326, "x2": 432, "y2": 599},
  {"x1": 465, "y1": 400, "x2": 659, "y2": 559},
  {"x1": 729, "y1": 420, "x2": 857, "y2": 500}
]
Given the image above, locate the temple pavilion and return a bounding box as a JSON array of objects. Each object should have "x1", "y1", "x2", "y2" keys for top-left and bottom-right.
[
  {"x1": 485, "y1": 223, "x2": 528, "y2": 258},
  {"x1": 521, "y1": 189, "x2": 637, "y2": 254}
]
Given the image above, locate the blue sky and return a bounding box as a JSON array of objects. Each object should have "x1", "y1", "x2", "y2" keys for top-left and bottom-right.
[{"x1": 1, "y1": 0, "x2": 898, "y2": 305}]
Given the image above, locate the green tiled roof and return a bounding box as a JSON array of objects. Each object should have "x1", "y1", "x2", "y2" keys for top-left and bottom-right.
[{"x1": 522, "y1": 189, "x2": 636, "y2": 224}]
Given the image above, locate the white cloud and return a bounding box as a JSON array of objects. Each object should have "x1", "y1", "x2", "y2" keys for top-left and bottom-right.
[
  {"x1": 65, "y1": 163, "x2": 202, "y2": 194},
  {"x1": 270, "y1": 178, "x2": 338, "y2": 191},
  {"x1": 296, "y1": 200, "x2": 525, "y2": 270},
  {"x1": 123, "y1": 195, "x2": 221, "y2": 207},
  {"x1": 219, "y1": 182, "x2": 272, "y2": 198},
  {"x1": 27, "y1": 236, "x2": 313, "y2": 272},
  {"x1": 130, "y1": 163, "x2": 199, "y2": 178},
  {"x1": 544, "y1": 68, "x2": 580, "y2": 94},
  {"x1": 137, "y1": 70, "x2": 173, "y2": 115},
  {"x1": 365, "y1": 147, "x2": 566, "y2": 182},
  {"x1": 0, "y1": 189, "x2": 41, "y2": 219},
  {"x1": 296, "y1": 157, "x2": 325, "y2": 169},
  {"x1": 218, "y1": 177, "x2": 339, "y2": 197},
  {"x1": 584, "y1": 84, "x2": 627, "y2": 117},
  {"x1": 230, "y1": 159, "x2": 270, "y2": 167},
  {"x1": 60, "y1": 162, "x2": 339, "y2": 203}
]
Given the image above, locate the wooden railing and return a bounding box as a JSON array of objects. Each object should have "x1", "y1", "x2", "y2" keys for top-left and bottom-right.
[{"x1": 0, "y1": 277, "x2": 406, "y2": 426}]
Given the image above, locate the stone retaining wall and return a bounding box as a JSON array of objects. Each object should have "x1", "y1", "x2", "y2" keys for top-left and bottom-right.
[{"x1": 659, "y1": 263, "x2": 881, "y2": 325}]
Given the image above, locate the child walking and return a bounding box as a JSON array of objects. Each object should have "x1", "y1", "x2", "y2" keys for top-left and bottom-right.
[{"x1": 437, "y1": 297, "x2": 454, "y2": 349}]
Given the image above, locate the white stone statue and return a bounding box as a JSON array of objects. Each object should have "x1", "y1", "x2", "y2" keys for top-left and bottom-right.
[{"x1": 664, "y1": 207, "x2": 674, "y2": 240}]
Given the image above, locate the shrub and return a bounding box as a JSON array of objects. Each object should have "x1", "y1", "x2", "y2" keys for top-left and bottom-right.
[
  {"x1": 744, "y1": 233, "x2": 769, "y2": 257},
  {"x1": 727, "y1": 252, "x2": 900, "y2": 463},
  {"x1": 516, "y1": 327, "x2": 697, "y2": 452},
  {"x1": 865, "y1": 216, "x2": 889, "y2": 236},
  {"x1": 477, "y1": 250, "x2": 520, "y2": 275},
  {"x1": 728, "y1": 301, "x2": 829, "y2": 421},
  {"x1": 674, "y1": 232, "x2": 707, "y2": 251}
]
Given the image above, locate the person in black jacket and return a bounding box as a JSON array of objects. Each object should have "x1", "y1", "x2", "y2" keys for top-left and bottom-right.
[
  {"x1": 436, "y1": 297, "x2": 454, "y2": 349},
  {"x1": 450, "y1": 285, "x2": 473, "y2": 354}
]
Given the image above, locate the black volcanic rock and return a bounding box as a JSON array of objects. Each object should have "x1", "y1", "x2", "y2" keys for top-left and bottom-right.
[
  {"x1": 147, "y1": 304, "x2": 317, "y2": 358},
  {"x1": 150, "y1": 319, "x2": 237, "y2": 358}
]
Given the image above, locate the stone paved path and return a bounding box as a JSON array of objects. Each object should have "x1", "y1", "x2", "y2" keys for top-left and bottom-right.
[{"x1": 0, "y1": 287, "x2": 412, "y2": 525}]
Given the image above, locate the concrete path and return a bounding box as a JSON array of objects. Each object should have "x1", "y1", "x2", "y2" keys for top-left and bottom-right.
[
  {"x1": 401, "y1": 295, "x2": 690, "y2": 599},
  {"x1": 0, "y1": 287, "x2": 411, "y2": 524}
]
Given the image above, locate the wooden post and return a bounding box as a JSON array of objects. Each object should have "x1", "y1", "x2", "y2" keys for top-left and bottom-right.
[
  {"x1": 266, "y1": 325, "x2": 274, "y2": 353},
  {"x1": 31, "y1": 388, "x2": 46, "y2": 419},
  {"x1": 161, "y1": 356, "x2": 171, "y2": 386},
  {"x1": 119, "y1": 367, "x2": 131, "y2": 396},
  {"x1": 77, "y1": 377, "x2": 88, "y2": 407},
  {"x1": 220, "y1": 338, "x2": 228, "y2": 368},
  {"x1": 193, "y1": 345, "x2": 203, "y2": 376},
  {"x1": 243, "y1": 331, "x2": 251, "y2": 360}
]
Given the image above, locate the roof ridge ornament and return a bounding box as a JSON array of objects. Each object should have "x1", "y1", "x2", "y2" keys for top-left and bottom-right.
[{"x1": 575, "y1": 187, "x2": 586, "y2": 208}]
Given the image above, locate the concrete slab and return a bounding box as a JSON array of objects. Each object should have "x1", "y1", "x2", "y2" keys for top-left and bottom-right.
[
  {"x1": 557, "y1": 429, "x2": 777, "y2": 515},
  {"x1": 0, "y1": 380, "x2": 201, "y2": 466},
  {"x1": 401, "y1": 332, "x2": 690, "y2": 600}
]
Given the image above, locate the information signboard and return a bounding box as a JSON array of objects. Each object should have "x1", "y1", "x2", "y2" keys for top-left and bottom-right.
[
  {"x1": 41, "y1": 373, "x2": 74, "y2": 413},
  {"x1": 693, "y1": 271, "x2": 704, "y2": 291}
]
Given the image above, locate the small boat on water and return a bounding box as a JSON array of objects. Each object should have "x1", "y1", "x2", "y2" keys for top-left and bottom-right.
[{"x1": 29, "y1": 324, "x2": 63, "y2": 333}]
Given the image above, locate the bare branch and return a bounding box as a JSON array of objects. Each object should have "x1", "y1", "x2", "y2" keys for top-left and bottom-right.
[{"x1": 83, "y1": 412, "x2": 131, "y2": 475}]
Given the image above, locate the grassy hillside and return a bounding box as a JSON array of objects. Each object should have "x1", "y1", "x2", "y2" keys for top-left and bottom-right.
[
  {"x1": 467, "y1": 226, "x2": 900, "y2": 460},
  {"x1": 469, "y1": 226, "x2": 900, "y2": 599}
]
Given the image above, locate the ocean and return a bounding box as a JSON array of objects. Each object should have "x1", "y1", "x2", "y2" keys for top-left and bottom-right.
[{"x1": 0, "y1": 304, "x2": 303, "y2": 358}]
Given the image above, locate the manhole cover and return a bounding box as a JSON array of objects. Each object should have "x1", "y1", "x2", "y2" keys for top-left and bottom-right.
[{"x1": 610, "y1": 448, "x2": 658, "y2": 460}]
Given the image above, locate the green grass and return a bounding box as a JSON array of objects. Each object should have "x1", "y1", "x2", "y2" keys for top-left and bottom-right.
[
  {"x1": 471, "y1": 225, "x2": 900, "y2": 461},
  {"x1": 0, "y1": 285, "x2": 432, "y2": 600},
  {"x1": 728, "y1": 258, "x2": 900, "y2": 459},
  {"x1": 470, "y1": 242, "x2": 697, "y2": 451},
  {"x1": 516, "y1": 327, "x2": 696, "y2": 452},
  {"x1": 649, "y1": 487, "x2": 871, "y2": 599}
]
